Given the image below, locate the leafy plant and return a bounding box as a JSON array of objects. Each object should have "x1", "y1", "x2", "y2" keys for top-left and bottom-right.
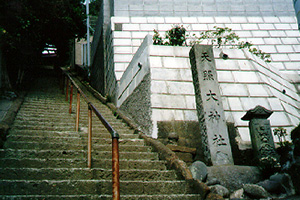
[
  {"x1": 153, "y1": 29, "x2": 164, "y2": 45},
  {"x1": 165, "y1": 25, "x2": 187, "y2": 46},
  {"x1": 153, "y1": 25, "x2": 272, "y2": 63},
  {"x1": 190, "y1": 26, "x2": 240, "y2": 48},
  {"x1": 273, "y1": 127, "x2": 291, "y2": 147},
  {"x1": 153, "y1": 25, "x2": 187, "y2": 46}
]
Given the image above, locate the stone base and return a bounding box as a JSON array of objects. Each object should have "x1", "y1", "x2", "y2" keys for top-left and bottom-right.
[{"x1": 207, "y1": 165, "x2": 263, "y2": 192}]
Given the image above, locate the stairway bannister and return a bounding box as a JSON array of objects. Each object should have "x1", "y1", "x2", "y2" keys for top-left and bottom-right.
[{"x1": 61, "y1": 68, "x2": 120, "y2": 200}]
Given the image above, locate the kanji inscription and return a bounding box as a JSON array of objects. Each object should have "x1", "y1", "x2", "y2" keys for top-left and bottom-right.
[
  {"x1": 190, "y1": 44, "x2": 233, "y2": 165},
  {"x1": 206, "y1": 90, "x2": 218, "y2": 102},
  {"x1": 201, "y1": 52, "x2": 212, "y2": 62},
  {"x1": 203, "y1": 70, "x2": 214, "y2": 80}
]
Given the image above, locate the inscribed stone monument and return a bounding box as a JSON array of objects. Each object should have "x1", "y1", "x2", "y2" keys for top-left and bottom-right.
[
  {"x1": 189, "y1": 44, "x2": 233, "y2": 165},
  {"x1": 241, "y1": 105, "x2": 280, "y2": 171}
]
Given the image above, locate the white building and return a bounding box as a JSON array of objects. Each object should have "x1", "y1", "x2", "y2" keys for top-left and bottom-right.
[{"x1": 78, "y1": 0, "x2": 300, "y2": 151}]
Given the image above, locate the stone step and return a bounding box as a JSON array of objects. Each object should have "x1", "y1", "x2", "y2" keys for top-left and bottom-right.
[
  {"x1": 22, "y1": 100, "x2": 69, "y2": 105},
  {"x1": 3, "y1": 142, "x2": 150, "y2": 152},
  {"x1": 12, "y1": 119, "x2": 126, "y2": 128},
  {"x1": 21, "y1": 102, "x2": 110, "y2": 111},
  {"x1": 5, "y1": 136, "x2": 145, "y2": 146},
  {"x1": 11, "y1": 124, "x2": 129, "y2": 132},
  {"x1": 0, "y1": 158, "x2": 167, "y2": 170},
  {"x1": 15, "y1": 110, "x2": 114, "y2": 119},
  {"x1": 17, "y1": 107, "x2": 113, "y2": 115},
  {"x1": 14, "y1": 112, "x2": 121, "y2": 122},
  {"x1": 0, "y1": 149, "x2": 158, "y2": 160},
  {"x1": 0, "y1": 194, "x2": 202, "y2": 200},
  {"x1": 14, "y1": 115, "x2": 120, "y2": 125},
  {"x1": 0, "y1": 168, "x2": 177, "y2": 181},
  {"x1": 0, "y1": 180, "x2": 190, "y2": 195},
  {"x1": 23, "y1": 95, "x2": 66, "y2": 100},
  {"x1": 16, "y1": 110, "x2": 113, "y2": 117},
  {"x1": 7, "y1": 130, "x2": 138, "y2": 139}
]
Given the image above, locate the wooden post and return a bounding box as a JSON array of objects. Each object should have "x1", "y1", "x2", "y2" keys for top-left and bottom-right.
[
  {"x1": 69, "y1": 84, "x2": 74, "y2": 114},
  {"x1": 76, "y1": 91, "x2": 80, "y2": 132},
  {"x1": 88, "y1": 105, "x2": 92, "y2": 168},
  {"x1": 66, "y1": 78, "x2": 69, "y2": 102},
  {"x1": 112, "y1": 137, "x2": 120, "y2": 200}
]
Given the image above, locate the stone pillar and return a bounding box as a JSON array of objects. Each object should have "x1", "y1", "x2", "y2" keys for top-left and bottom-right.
[
  {"x1": 189, "y1": 44, "x2": 233, "y2": 166},
  {"x1": 241, "y1": 105, "x2": 280, "y2": 171}
]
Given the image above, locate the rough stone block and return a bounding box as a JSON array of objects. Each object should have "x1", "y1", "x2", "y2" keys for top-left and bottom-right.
[
  {"x1": 258, "y1": 45, "x2": 277, "y2": 53},
  {"x1": 247, "y1": 84, "x2": 270, "y2": 97},
  {"x1": 114, "y1": 46, "x2": 132, "y2": 54},
  {"x1": 282, "y1": 38, "x2": 300, "y2": 45},
  {"x1": 263, "y1": 16, "x2": 281, "y2": 23},
  {"x1": 151, "y1": 81, "x2": 168, "y2": 94},
  {"x1": 225, "y1": 23, "x2": 242, "y2": 30},
  {"x1": 112, "y1": 17, "x2": 130, "y2": 24},
  {"x1": 247, "y1": 17, "x2": 264, "y2": 23},
  {"x1": 113, "y1": 38, "x2": 132, "y2": 46},
  {"x1": 241, "y1": 23, "x2": 259, "y2": 30},
  {"x1": 220, "y1": 83, "x2": 248, "y2": 96},
  {"x1": 279, "y1": 16, "x2": 296, "y2": 23},
  {"x1": 130, "y1": 17, "x2": 147, "y2": 23},
  {"x1": 181, "y1": 17, "x2": 198, "y2": 23},
  {"x1": 197, "y1": 17, "x2": 215, "y2": 23},
  {"x1": 252, "y1": 30, "x2": 270, "y2": 37},
  {"x1": 167, "y1": 82, "x2": 195, "y2": 95},
  {"x1": 271, "y1": 54, "x2": 290, "y2": 62},
  {"x1": 214, "y1": 16, "x2": 231, "y2": 23},
  {"x1": 146, "y1": 17, "x2": 165, "y2": 23},
  {"x1": 150, "y1": 45, "x2": 174, "y2": 57},
  {"x1": 233, "y1": 71, "x2": 260, "y2": 83},
  {"x1": 122, "y1": 24, "x2": 140, "y2": 31},
  {"x1": 164, "y1": 17, "x2": 182, "y2": 24},
  {"x1": 269, "y1": 112, "x2": 292, "y2": 126},
  {"x1": 263, "y1": 38, "x2": 282, "y2": 45},
  {"x1": 258, "y1": 23, "x2": 276, "y2": 30},
  {"x1": 217, "y1": 71, "x2": 234, "y2": 83},
  {"x1": 140, "y1": 24, "x2": 157, "y2": 31},
  {"x1": 269, "y1": 31, "x2": 287, "y2": 37},
  {"x1": 227, "y1": 97, "x2": 243, "y2": 111},
  {"x1": 162, "y1": 57, "x2": 189, "y2": 68},
  {"x1": 215, "y1": 60, "x2": 240, "y2": 70}
]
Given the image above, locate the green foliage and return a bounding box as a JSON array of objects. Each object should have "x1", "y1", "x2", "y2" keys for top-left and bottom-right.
[
  {"x1": 165, "y1": 25, "x2": 187, "y2": 46},
  {"x1": 153, "y1": 25, "x2": 187, "y2": 46},
  {"x1": 0, "y1": 0, "x2": 86, "y2": 62},
  {"x1": 273, "y1": 127, "x2": 291, "y2": 147},
  {"x1": 190, "y1": 26, "x2": 240, "y2": 48},
  {"x1": 153, "y1": 25, "x2": 272, "y2": 63},
  {"x1": 153, "y1": 29, "x2": 164, "y2": 45},
  {"x1": 89, "y1": 0, "x2": 102, "y2": 16}
]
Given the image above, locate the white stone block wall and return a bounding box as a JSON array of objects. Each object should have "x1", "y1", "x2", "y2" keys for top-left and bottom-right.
[
  {"x1": 114, "y1": 0, "x2": 295, "y2": 17},
  {"x1": 117, "y1": 41, "x2": 300, "y2": 141},
  {"x1": 111, "y1": 16, "x2": 300, "y2": 84},
  {"x1": 117, "y1": 35, "x2": 152, "y2": 107}
]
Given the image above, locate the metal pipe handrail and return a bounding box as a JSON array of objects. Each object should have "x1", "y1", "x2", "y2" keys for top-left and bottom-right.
[{"x1": 61, "y1": 68, "x2": 120, "y2": 200}]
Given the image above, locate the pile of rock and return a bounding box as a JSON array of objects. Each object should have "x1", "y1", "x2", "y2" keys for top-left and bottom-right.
[{"x1": 189, "y1": 161, "x2": 296, "y2": 199}]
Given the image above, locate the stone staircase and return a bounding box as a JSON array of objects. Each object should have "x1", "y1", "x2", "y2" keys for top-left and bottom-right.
[{"x1": 0, "y1": 68, "x2": 202, "y2": 199}]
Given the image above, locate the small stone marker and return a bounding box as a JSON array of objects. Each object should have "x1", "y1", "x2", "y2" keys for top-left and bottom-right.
[
  {"x1": 241, "y1": 105, "x2": 280, "y2": 171},
  {"x1": 189, "y1": 44, "x2": 233, "y2": 165}
]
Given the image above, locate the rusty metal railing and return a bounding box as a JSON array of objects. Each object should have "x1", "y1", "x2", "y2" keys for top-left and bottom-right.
[{"x1": 61, "y1": 68, "x2": 120, "y2": 200}]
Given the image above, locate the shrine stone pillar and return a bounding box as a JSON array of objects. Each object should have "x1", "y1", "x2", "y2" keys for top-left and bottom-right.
[
  {"x1": 241, "y1": 105, "x2": 280, "y2": 171},
  {"x1": 189, "y1": 44, "x2": 233, "y2": 166}
]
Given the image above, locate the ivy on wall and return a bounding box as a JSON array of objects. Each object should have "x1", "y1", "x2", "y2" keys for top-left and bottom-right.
[{"x1": 153, "y1": 25, "x2": 271, "y2": 63}]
